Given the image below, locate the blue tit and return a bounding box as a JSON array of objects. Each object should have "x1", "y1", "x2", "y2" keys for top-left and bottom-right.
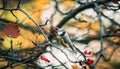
[{"x1": 56, "y1": 29, "x2": 77, "y2": 54}]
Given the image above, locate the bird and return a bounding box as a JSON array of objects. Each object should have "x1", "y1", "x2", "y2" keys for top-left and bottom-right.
[{"x1": 56, "y1": 28, "x2": 77, "y2": 54}]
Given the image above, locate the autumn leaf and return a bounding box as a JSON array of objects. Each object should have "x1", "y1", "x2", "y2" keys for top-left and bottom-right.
[
  {"x1": 4, "y1": 23, "x2": 20, "y2": 38},
  {"x1": 72, "y1": 64, "x2": 80, "y2": 69},
  {"x1": 72, "y1": 22, "x2": 90, "y2": 29}
]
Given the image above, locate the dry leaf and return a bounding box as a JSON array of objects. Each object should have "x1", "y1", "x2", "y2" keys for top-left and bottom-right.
[{"x1": 4, "y1": 23, "x2": 20, "y2": 38}]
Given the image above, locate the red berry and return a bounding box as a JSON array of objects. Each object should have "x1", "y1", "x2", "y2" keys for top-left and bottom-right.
[
  {"x1": 90, "y1": 60, "x2": 94, "y2": 64},
  {"x1": 87, "y1": 58, "x2": 91, "y2": 64},
  {"x1": 88, "y1": 51, "x2": 92, "y2": 55},
  {"x1": 84, "y1": 50, "x2": 88, "y2": 54},
  {"x1": 55, "y1": 27, "x2": 59, "y2": 31},
  {"x1": 39, "y1": 55, "x2": 50, "y2": 62},
  {"x1": 41, "y1": 26, "x2": 45, "y2": 31}
]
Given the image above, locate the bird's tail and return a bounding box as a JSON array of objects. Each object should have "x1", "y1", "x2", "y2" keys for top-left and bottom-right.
[{"x1": 69, "y1": 44, "x2": 77, "y2": 54}]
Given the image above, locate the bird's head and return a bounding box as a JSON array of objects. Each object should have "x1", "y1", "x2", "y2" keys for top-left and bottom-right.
[{"x1": 57, "y1": 29, "x2": 66, "y2": 36}]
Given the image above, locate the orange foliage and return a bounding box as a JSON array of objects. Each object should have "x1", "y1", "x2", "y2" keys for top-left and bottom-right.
[
  {"x1": 72, "y1": 64, "x2": 80, "y2": 69},
  {"x1": 72, "y1": 22, "x2": 90, "y2": 29},
  {"x1": 0, "y1": 0, "x2": 48, "y2": 50},
  {"x1": 0, "y1": 60, "x2": 7, "y2": 67},
  {"x1": 90, "y1": 21, "x2": 100, "y2": 31},
  {"x1": 63, "y1": 0, "x2": 74, "y2": 7},
  {"x1": 1, "y1": 28, "x2": 45, "y2": 49},
  {"x1": 72, "y1": 21, "x2": 100, "y2": 31}
]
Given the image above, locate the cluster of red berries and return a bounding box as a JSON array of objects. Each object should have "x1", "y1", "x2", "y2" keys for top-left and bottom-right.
[
  {"x1": 84, "y1": 50, "x2": 92, "y2": 55},
  {"x1": 84, "y1": 50, "x2": 94, "y2": 65},
  {"x1": 86, "y1": 58, "x2": 94, "y2": 64}
]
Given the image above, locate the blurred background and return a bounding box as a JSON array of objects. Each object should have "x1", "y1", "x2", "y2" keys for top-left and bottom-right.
[{"x1": 0, "y1": 0, "x2": 120, "y2": 69}]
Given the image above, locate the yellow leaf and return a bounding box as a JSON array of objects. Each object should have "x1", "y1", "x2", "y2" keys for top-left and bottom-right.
[
  {"x1": 72, "y1": 22, "x2": 90, "y2": 29},
  {"x1": 1, "y1": 28, "x2": 45, "y2": 50},
  {"x1": 63, "y1": 1, "x2": 74, "y2": 7},
  {"x1": 14, "y1": 64, "x2": 26, "y2": 69},
  {"x1": 90, "y1": 21, "x2": 100, "y2": 31}
]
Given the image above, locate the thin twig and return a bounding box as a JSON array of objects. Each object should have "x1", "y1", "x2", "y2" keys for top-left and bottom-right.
[
  {"x1": 18, "y1": 8, "x2": 49, "y2": 41},
  {"x1": 50, "y1": 51, "x2": 69, "y2": 69},
  {"x1": 91, "y1": 2, "x2": 104, "y2": 69},
  {"x1": 16, "y1": 0, "x2": 21, "y2": 8},
  {"x1": 54, "y1": 0, "x2": 73, "y2": 15},
  {"x1": 56, "y1": 0, "x2": 110, "y2": 28},
  {"x1": 0, "y1": 10, "x2": 6, "y2": 18},
  {"x1": 10, "y1": 10, "x2": 19, "y2": 23}
]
